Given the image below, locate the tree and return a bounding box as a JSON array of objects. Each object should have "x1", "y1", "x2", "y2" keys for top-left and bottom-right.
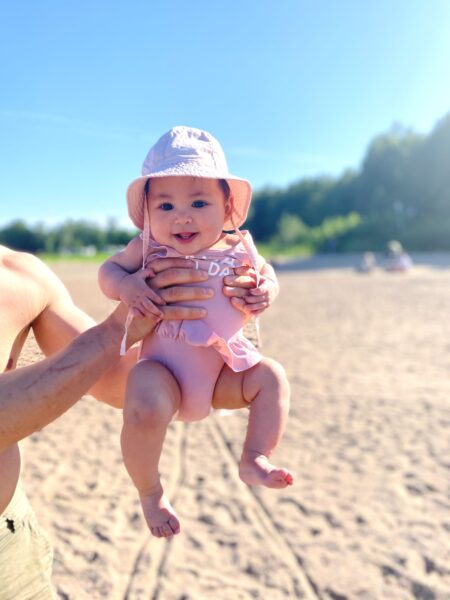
[{"x1": 0, "y1": 221, "x2": 45, "y2": 253}]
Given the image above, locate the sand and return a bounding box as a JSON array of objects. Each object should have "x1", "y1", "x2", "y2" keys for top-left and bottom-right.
[{"x1": 17, "y1": 257, "x2": 450, "y2": 599}]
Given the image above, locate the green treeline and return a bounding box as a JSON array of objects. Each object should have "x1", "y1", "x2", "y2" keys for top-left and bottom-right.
[
  {"x1": 1, "y1": 113, "x2": 450, "y2": 255},
  {"x1": 0, "y1": 219, "x2": 133, "y2": 255},
  {"x1": 247, "y1": 112, "x2": 450, "y2": 253}
]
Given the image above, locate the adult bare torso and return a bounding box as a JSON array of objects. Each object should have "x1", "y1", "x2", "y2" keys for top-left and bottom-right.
[{"x1": 0, "y1": 246, "x2": 48, "y2": 512}]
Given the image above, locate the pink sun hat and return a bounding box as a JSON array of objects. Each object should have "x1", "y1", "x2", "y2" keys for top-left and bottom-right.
[{"x1": 126, "y1": 126, "x2": 252, "y2": 231}]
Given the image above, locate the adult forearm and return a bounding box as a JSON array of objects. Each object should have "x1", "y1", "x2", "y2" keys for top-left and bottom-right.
[{"x1": 0, "y1": 313, "x2": 125, "y2": 450}]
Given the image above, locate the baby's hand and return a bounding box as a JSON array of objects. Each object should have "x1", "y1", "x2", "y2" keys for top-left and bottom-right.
[
  {"x1": 230, "y1": 277, "x2": 271, "y2": 316},
  {"x1": 240, "y1": 280, "x2": 272, "y2": 315},
  {"x1": 223, "y1": 265, "x2": 278, "y2": 317},
  {"x1": 119, "y1": 269, "x2": 165, "y2": 318}
]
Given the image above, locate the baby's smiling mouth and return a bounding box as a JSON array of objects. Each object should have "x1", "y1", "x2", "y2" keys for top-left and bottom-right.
[{"x1": 174, "y1": 232, "x2": 198, "y2": 242}]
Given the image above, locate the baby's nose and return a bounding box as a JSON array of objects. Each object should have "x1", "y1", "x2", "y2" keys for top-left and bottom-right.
[{"x1": 175, "y1": 211, "x2": 192, "y2": 224}]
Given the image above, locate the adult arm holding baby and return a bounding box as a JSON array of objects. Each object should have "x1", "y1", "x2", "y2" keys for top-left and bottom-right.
[{"x1": 0, "y1": 247, "x2": 211, "y2": 450}]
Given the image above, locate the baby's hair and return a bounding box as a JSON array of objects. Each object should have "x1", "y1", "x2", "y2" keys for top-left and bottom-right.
[
  {"x1": 144, "y1": 178, "x2": 151, "y2": 198},
  {"x1": 218, "y1": 179, "x2": 231, "y2": 200}
]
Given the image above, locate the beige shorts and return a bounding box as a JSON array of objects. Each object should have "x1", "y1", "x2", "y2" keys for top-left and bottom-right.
[{"x1": 0, "y1": 482, "x2": 56, "y2": 600}]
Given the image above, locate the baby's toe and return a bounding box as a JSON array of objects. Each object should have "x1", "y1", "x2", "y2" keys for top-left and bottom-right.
[
  {"x1": 168, "y1": 516, "x2": 180, "y2": 534},
  {"x1": 266, "y1": 468, "x2": 292, "y2": 488},
  {"x1": 285, "y1": 472, "x2": 294, "y2": 485},
  {"x1": 160, "y1": 522, "x2": 175, "y2": 538},
  {"x1": 151, "y1": 526, "x2": 163, "y2": 538}
]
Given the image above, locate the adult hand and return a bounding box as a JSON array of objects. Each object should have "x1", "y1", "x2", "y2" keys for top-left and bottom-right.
[
  {"x1": 147, "y1": 257, "x2": 213, "y2": 320},
  {"x1": 116, "y1": 258, "x2": 213, "y2": 348}
]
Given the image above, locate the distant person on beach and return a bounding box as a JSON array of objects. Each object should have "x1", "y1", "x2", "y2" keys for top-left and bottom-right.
[
  {"x1": 99, "y1": 126, "x2": 293, "y2": 539},
  {"x1": 384, "y1": 240, "x2": 413, "y2": 272},
  {"x1": 356, "y1": 251, "x2": 376, "y2": 273},
  {"x1": 0, "y1": 245, "x2": 255, "y2": 598}
]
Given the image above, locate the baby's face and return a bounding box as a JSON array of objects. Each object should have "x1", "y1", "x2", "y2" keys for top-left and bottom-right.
[{"x1": 147, "y1": 176, "x2": 230, "y2": 255}]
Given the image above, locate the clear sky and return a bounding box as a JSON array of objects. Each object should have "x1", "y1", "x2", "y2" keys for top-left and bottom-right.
[{"x1": 1, "y1": 0, "x2": 450, "y2": 227}]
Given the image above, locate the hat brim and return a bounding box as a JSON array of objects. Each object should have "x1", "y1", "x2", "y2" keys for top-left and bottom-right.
[{"x1": 127, "y1": 170, "x2": 252, "y2": 232}]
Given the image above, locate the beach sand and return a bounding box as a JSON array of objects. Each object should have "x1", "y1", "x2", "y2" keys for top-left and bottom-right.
[{"x1": 18, "y1": 257, "x2": 450, "y2": 599}]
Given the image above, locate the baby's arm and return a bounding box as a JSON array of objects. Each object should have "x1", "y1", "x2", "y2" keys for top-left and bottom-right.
[{"x1": 98, "y1": 236, "x2": 165, "y2": 318}]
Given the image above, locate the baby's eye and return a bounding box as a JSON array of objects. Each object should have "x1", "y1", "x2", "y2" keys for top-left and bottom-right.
[
  {"x1": 159, "y1": 202, "x2": 174, "y2": 211},
  {"x1": 192, "y1": 200, "x2": 208, "y2": 208}
]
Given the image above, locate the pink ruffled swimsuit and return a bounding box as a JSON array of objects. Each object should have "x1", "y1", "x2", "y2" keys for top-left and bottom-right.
[{"x1": 139, "y1": 231, "x2": 263, "y2": 422}]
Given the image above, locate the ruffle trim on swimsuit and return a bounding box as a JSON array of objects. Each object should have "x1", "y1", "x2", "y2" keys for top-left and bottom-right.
[{"x1": 155, "y1": 319, "x2": 261, "y2": 372}]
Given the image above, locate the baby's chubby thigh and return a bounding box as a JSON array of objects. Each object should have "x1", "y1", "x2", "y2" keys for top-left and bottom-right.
[
  {"x1": 140, "y1": 336, "x2": 224, "y2": 422},
  {"x1": 125, "y1": 359, "x2": 181, "y2": 428}
]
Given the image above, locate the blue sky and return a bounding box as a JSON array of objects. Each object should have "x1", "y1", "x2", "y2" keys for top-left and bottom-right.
[{"x1": 1, "y1": 0, "x2": 449, "y2": 227}]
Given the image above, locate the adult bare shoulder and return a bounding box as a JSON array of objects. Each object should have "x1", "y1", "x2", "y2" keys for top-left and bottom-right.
[
  {"x1": 10, "y1": 252, "x2": 97, "y2": 357},
  {"x1": 0, "y1": 249, "x2": 45, "y2": 372},
  {"x1": 1, "y1": 248, "x2": 50, "y2": 311}
]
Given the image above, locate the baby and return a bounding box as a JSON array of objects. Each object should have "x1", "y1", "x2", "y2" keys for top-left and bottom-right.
[{"x1": 99, "y1": 126, "x2": 293, "y2": 538}]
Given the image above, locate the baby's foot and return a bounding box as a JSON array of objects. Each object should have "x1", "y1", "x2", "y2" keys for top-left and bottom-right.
[
  {"x1": 239, "y1": 451, "x2": 294, "y2": 488},
  {"x1": 140, "y1": 485, "x2": 180, "y2": 538}
]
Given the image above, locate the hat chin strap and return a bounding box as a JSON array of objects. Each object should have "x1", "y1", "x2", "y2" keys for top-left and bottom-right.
[{"x1": 142, "y1": 198, "x2": 151, "y2": 269}]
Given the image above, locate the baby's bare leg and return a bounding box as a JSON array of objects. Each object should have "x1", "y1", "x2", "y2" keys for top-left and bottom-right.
[
  {"x1": 121, "y1": 360, "x2": 181, "y2": 538},
  {"x1": 214, "y1": 357, "x2": 293, "y2": 488}
]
